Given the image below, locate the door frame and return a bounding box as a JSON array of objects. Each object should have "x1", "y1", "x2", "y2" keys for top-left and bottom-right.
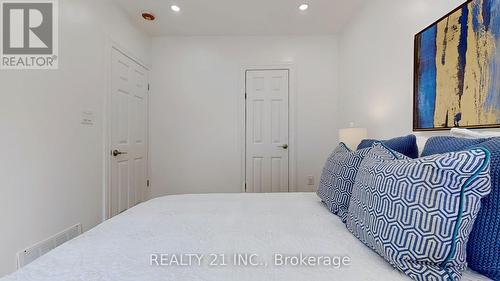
[
  {"x1": 240, "y1": 64, "x2": 297, "y2": 193},
  {"x1": 103, "y1": 41, "x2": 151, "y2": 221}
]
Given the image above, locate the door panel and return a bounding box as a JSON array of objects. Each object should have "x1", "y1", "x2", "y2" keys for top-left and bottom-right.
[
  {"x1": 252, "y1": 157, "x2": 264, "y2": 193},
  {"x1": 246, "y1": 70, "x2": 289, "y2": 193},
  {"x1": 134, "y1": 158, "x2": 145, "y2": 204},
  {"x1": 117, "y1": 161, "x2": 129, "y2": 214},
  {"x1": 252, "y1": 100, "x2": 264, "y2": 143},
  {"x1": 110, "y1": 48, "x2": 149, "y2": 218}
]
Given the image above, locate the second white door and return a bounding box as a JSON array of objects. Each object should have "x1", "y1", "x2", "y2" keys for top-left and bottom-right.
[
  {"x1": 246, "y1": 69, "x2": 289, "y2": 193},
  {"x1": 109, "y1": 48, "x2": 149, "y2": 218}
]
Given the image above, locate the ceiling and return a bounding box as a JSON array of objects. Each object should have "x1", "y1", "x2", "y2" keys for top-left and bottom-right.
[{"x1": 114, "y1": 0, "x2": 366, "y2": 36}]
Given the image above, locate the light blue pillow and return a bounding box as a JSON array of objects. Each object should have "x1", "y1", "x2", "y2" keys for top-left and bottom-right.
[
  {"x1": 316, "y1": 143, "x2": 370, "y2": 222},
  {"x1": 347, "y1": 143, "x2": 491, "y2": 281}
]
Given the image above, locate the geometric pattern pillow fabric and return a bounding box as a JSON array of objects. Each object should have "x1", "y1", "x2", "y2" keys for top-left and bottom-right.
[
  {"x1": 347, "y1": 143, "x2": 492, "y2": 281},
  {"x1": 316, "y1": 143, "x2": 370, "y2": 222},
  {"x1": 357, "y1": 134, "x2": 419, "y2": 158},
  {"x1": 423, "y1": 136, "x2": 500, "y2": 280}
]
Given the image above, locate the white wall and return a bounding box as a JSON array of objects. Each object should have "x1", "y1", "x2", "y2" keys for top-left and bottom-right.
[
  {"x1": 338, "y1": 0, "x2": 466, "y2": 138},
  {"x1": 0, "y1": 0, "x2": 151, "y2": 277},
  {"x1": 150, "y1": 36, "x2": 339, "y2": 196}
]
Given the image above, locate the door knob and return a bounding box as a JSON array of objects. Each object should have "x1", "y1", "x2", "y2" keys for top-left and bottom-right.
[
  {"x1": 112, "y1": 150, "x2": 127, "y2": 157},
  {"x1": 279, "y1": 144, "x2": 289, "y2": 149}
]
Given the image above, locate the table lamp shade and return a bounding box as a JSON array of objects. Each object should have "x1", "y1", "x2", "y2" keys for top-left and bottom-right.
[{"x1": 339, "y1": 128, "x2": 367, "y2": 150}]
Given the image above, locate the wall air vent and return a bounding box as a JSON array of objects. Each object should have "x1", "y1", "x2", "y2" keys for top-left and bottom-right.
[{"x1": 17, "y1": 224, "x2": 82, "y2": 268}]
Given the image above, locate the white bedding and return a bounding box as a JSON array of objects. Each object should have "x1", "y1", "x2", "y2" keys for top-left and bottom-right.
[{"x1": 2, "y1": 193, "x2": 490, "y2": 281}]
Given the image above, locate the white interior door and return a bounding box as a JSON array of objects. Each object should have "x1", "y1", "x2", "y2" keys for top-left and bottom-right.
[
  {"x1": 110, "y1": 48, "x2": 149, "y2": 218},
  {"x1": 246, "y1": 69, "x2": 289, "y2": 193}
]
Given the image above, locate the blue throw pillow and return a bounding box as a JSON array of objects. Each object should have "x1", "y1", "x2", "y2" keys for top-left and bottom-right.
[
  {"x1": 347, "y1": 143, "x2": 492, "y2": 281},
  {"x1": 357, "y1": 134, "x2": 419, "y2": 158},
  {"x1": 423, "y1": 136, "x2": 500, "y2": 280},
  {"x1": 316, "y1": 143, "x2": 370, "y2": 222}
]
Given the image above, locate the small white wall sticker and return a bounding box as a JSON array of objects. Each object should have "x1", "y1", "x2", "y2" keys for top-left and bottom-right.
[{"x1": 80, "y1": 110, "x2": 95, "y2": 126}]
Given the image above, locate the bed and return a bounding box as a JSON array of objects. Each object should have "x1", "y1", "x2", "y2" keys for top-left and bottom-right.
[{"x1": 1, "y1": 193, "x2": 491, "y2": 281}]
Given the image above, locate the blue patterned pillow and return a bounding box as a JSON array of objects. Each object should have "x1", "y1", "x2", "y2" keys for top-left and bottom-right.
[
  {"x1": 423, "y1": 136, "x2": 500, "y2": 280},
  {"x1": 347, "y1": 143, "x2": 492, "y2": 281},
  {"x1": 357, "y1": 134, "x2": 419, "y2": 158},
  {"x1": 316, "y1": 143, "x2": 370, "y2": 222}
]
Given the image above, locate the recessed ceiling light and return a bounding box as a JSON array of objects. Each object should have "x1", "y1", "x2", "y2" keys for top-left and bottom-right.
[
  {"x1": 142, "y1": 12, "x2": 155, "y2": 21},
  {"x1": 299, "y1": 4, "x2": 309, "y2": 11},
  {"x1": 170, "y1": 5, "x2": 181, "y2": 12}
]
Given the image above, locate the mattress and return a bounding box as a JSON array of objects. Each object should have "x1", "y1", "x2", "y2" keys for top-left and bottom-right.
[{"x1": 1, "y1": 193, "x2": 490, "y2": 281}]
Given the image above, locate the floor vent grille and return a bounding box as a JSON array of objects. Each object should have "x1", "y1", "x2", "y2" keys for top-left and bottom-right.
[{"x1": 17, "y1": 224, "x2": 82, "y2": 268}]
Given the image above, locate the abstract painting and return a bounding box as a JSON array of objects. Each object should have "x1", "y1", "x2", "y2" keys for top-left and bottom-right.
[{"x1": 414, "y1": 0, "x2": 500, "y2": 130}]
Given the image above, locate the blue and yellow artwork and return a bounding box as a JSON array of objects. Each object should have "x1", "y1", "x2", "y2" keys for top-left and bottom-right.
[{"x1": 414, "y1": 0, "x2": 500, "y2": 130}]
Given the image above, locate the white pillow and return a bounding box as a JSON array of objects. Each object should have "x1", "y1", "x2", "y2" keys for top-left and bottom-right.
[
  {"x1": 415, "y1": 135, "x2": 429, "y2": 156},
  {"x1": 450, "y1": 128, "x2": 500, "y2": 139}
]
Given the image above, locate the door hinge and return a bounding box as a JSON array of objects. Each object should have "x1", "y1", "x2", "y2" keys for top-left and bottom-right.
[
  {"x1": 147, "y1": 180, "x2": 150, "y2": 187},
  {"x1": 245, "y1": 182, "x2": 247, "y2": 192},
  {"x1": 148, "y1": 84, "x2": 150, "y2": 91},
  {"x1": 244, "y1": 93, "x2": 247, "y2": 99}
]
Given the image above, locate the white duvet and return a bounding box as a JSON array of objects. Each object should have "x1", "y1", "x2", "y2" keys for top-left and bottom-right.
[{"x1": 1, "y1": 193, "x2": 490, "y2": 281}]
